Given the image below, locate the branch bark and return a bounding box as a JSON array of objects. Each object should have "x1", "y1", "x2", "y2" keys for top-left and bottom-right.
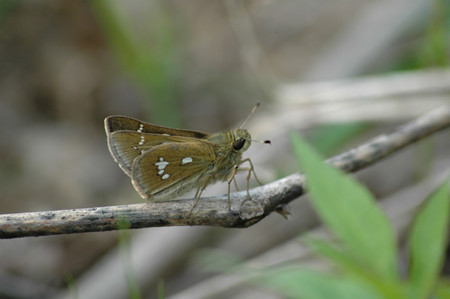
[{"x1": 1, "y1": 106, "x2": 449, "y2": 238}]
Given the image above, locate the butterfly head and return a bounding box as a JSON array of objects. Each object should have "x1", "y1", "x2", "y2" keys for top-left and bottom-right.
[{"x1": 231, "y1": 129, "x2": 252, "y2": 153}]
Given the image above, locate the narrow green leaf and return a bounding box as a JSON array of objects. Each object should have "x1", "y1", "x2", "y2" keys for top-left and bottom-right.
[
  {"x1": 91, "y1": 0, "x2": 181, "y2": 127},
  {"x1": 260, "y1": 268, "x2": 382, "y2": 299},
  {"x1": 307, "y1": 238, "x2": 405, "y2": 298},
  {"x1": 306, "y1": 237, "x2": 368, "y2": 277},
  {"x1": 157, "y1": 279, "x2": 165, "y2": 299},
  {"x1": 408, "y1": 180, "x2": 449, "y2": 299},
  {"x1": 117, "y1": 219, "x2": 142, "y2": 299},
  {"x1": 290, "y1": 132, "x2": 398, "y2": 281}
]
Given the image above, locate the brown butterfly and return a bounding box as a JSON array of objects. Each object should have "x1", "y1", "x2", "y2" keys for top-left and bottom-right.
[{"x1": 104, "y1": 103, "x2": 268, "y2": 215}]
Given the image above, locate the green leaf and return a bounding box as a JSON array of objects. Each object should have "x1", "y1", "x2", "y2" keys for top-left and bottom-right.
[
  {"x1": 157, "y1": 279, "x2": 165, "y2": 299},
  {"x1": 306, "y1": 237, "x2": 368, "y2": 277},
  {"x1": 408, "y1": 180, "x2": 449, "y2": 299},
  {"x1": 306, "y1": 238, "x2": 405, "y2": 298},
  {"x1": 436, "y1": 281, "x2": 450, "y2": 299},
  {"x1": 290, "y1": 132, "x2": 398, "y2": 281},
  {"x1": 260, "y1": 268, "x2": 382, "y2": 299}
]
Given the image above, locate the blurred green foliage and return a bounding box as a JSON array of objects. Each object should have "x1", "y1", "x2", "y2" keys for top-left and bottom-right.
[
  {"x1": 91, "y1": 0, "x2": 181, "y2": 127},
  {"x1": 399, "y1": 0, "x2": 449, "y2": 70},
  {"x1": 0, "y1": 0, "x2": 14, "y2": 24},
  {"x1": 306, "y1": 122, "x2": 370, "y2": 157},
  {"x1": 261, "y1": 133, "x2": 450, "y2": 299},
  {"x1": 291, "y1": 133, "x2": 400, "y2": 285},
  {"x1": 416, "y1": 0, "x2": 449, "y2": 68},
  {"x1": 118, "y1": 219, "x2": 142, "y2": 299}
]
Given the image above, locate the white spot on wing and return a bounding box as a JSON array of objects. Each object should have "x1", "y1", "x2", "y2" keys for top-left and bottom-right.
[
  {"x1": 155, "y1": 157, "x2": 170, "y2": 177},
  {"x1": 139, "y1": 136, "x2": 145, "y2": 146},
  {"x1": 155, "y1": 160, "x2": 169, "y2": 170},
  {"x1": 137, "y1": 124, "x2": 144, "y2": 133},
  {"x1": 181, "y1": 157, "x2": 193, "y2": 165}
]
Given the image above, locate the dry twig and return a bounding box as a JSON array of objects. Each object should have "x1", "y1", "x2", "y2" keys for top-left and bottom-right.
[{"x1": 0, "y1": 106, "x2": 448, "y2": 238}]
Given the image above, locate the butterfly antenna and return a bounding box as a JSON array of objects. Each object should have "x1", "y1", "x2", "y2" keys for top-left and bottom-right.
[
  {"x1": 240, "y1": 102, "x2": 261, "y2": 129},
  {"x1": 246, "y1": 138, "x2": 271, "y2": 145}
]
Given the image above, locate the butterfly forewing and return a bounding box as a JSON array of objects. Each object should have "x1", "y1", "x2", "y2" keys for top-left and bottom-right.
[
  {"x1": 131, "y1": 141, "x2": 216, "y2": 201},
  {"x1": 105, "y1": 116, "x2": 211, "y2": 177},
  {"x1": 107, "y1": 131, "x2": 140, "y2": 176},
  {"x1": 105, "y1": 115, "x2": 210, "y2": 138}
]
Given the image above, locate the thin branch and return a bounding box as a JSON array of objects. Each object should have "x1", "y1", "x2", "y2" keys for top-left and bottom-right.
[{"x1": 1, "y1": 106, "x2": 448, "y2": 238}]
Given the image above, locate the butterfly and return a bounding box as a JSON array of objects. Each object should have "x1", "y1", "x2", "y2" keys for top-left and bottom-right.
[{"x1": 104, "y1": 103, "x2": 268, "y2": 215}]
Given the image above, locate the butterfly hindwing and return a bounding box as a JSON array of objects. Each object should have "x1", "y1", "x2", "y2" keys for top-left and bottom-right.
[{"x1": 131, "y1": 141, "x2": 216, "y2": 201}]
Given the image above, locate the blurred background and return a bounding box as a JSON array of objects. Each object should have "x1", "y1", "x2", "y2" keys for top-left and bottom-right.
[{"x1": 0, "y1": 0, "x2": 448, "y2": 298}]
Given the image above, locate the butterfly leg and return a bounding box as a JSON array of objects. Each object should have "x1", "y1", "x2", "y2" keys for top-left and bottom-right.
[
  {"x1": 226, "y1": 159, "x2": 261, "y2": 210},
  {"x1": 239, "y1": 158, "x2": 262, "y2": 186},
  {"x1": 233, "y1": 177, "x2": 240, "y2": 191},
  {"x1": 194, "y1": 184, "x2": 202, "y2": 199},
  {"x1": 231, "y1": 166, "x2": 251, "y2": 198},
  {"x1": 227, "y1": 165, "x2": 240, "y2": 210},
  {"x1": 237, "y1": 158, "x2": 262, "y2": 200},
  {"x1": 187, "y1": 176, "x2": 211, "y2": 218}
]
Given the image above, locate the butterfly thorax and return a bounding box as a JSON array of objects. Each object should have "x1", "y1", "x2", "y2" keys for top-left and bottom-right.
[{"x1": 206, "y1": 129, "x2": 251, "y2": 181}]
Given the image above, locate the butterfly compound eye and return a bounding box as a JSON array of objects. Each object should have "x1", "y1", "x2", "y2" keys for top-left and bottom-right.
[{"x1": 232, "y1": 138, "x2": 246, "y2": 151}]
